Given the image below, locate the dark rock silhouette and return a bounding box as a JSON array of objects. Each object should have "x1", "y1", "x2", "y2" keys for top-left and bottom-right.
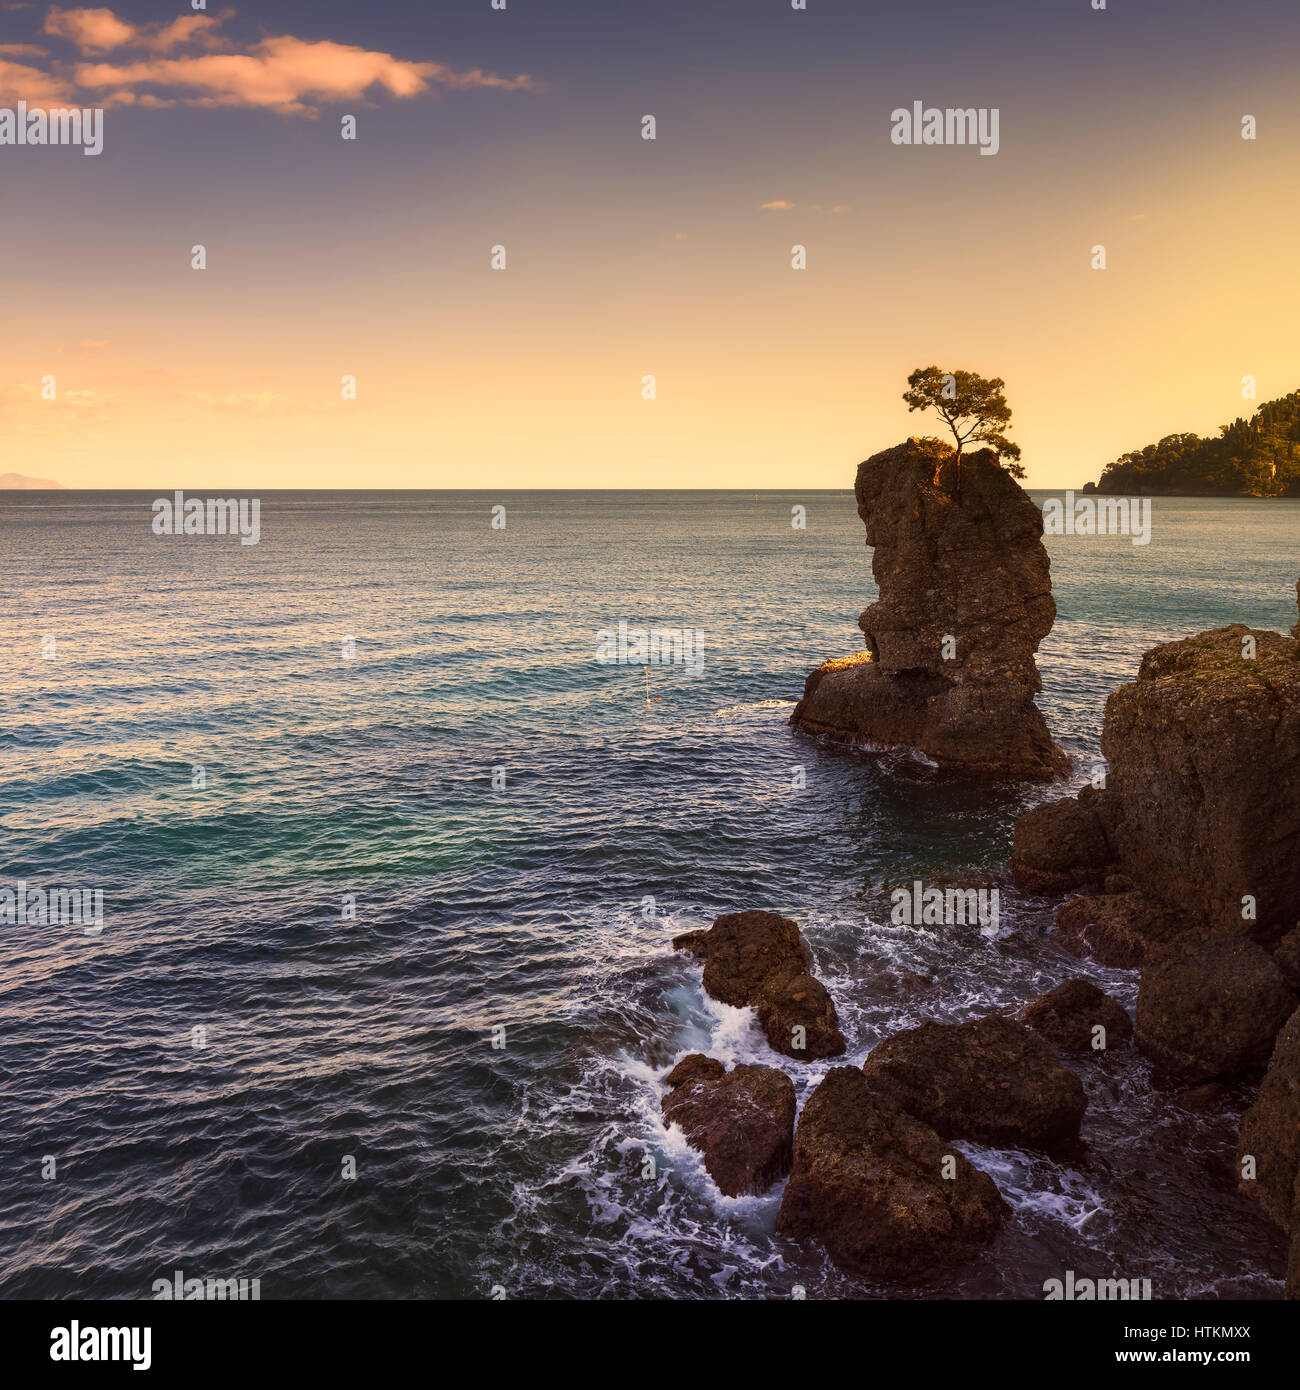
[
  {"x1": 790, "y1": 437, "x2": 1065, "y2": 777},
  {"x1": 660, "y1": 1054, "x2": 795, "y2": 1197},
  {"x1": 860, "y1": 1014, "x2": 1087, "y2": 1147},
  {"x1": 672, "y1": 910, "x2": 846, "y2": 1059},
  {"x1": 1019, "y1": 978, "x2": 1132, "y2": 1053},
  {"x1": 775, "y1": 1066, "x2": 1006, "y2": 1277}
]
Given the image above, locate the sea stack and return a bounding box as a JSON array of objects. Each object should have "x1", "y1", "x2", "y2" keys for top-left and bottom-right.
[{"x1": 790, "y1": 437, "x2": 1065, "y2": 777}]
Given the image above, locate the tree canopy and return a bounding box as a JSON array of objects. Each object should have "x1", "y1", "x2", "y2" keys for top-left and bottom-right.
[
  {"x1": 902, "y1": 367, "x2": 1025, "y2": 479},
  {"x1": 1087, "y1": 389, "x2": 1300, "y2": 496}
]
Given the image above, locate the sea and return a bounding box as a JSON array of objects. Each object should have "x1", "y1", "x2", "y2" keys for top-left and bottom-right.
[{"x1": 1, "y1": 490, "x2": 1297, "y2": 1299}]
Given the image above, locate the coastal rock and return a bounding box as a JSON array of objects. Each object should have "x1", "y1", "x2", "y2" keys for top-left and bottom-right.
[
  {"x1": 1055, "y1": 890, "x2": 1184, "y2": 968},
  {"x1": 1019, "y1": 978, "x2": 1132, "y2": 1053},
  {"x1": 1136, "y1": 930, "x2": 1297, "y2": 1084},
  {"x1": 1237, "y1": 1009, "x2": 1300, "y2": 1235},
  {"x1": 1272, "y1": 926, "x2": 1300, "y2": 991},
  {"x1": 775, "y1": 1067, "x2": 1006, "y2": 1277},
  {"x1": 753, "y1": 968, "x2": 845, "y2": 1060},
  {"x1": 661, "y1": 1054, "x2": 796, "y2": 1197},
  {"x1": 1009, "y1": 788, "x2": 1115, "y2": 894},
  {"x1": 790, "y1": 438, "x2": 1066, "y2": 778},
  {"x1": 671, "y1": 910, "x2": 846, "y2": 1060},
  {"x1": 860, "y1": 1015, "x2": 1087, "y2": 1147},
  {"x1": 1011, "y1": 589, "x2": 1300, "y2": 1022},
  {"x1": 1099, "y1": 624, "x2": 1300, "y2": 943}
]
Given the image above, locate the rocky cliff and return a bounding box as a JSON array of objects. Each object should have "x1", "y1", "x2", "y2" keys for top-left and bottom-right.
[
  {"x1": 1010, "y1": 582, "x2": 1300, "y2": 1295},
  {"x1": 790, "y1": 437, "x2": 1065, "y2": 777}
]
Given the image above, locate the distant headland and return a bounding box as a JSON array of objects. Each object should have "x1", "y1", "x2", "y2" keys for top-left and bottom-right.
[
  {"x1": 0, "y1": 472, "x2": 63, "y2": 489},
  {"x1": 1084, "y1": 389, "x2": 1300, "y2": 497}
]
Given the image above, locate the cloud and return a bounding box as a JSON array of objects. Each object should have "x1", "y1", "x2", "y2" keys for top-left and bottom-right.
[
  {"x1": 19, "y1": 7, "x2": 537, "y2": 114},
  {"x1": 42, "y1": 5, "x2": 134, "y2": 52},
  {"x1": 760, "y1": 200, "x2": 796, "y2": 210},
  {"x1": 0, "y1": 53, "x2": 77, "y2": 105},
  {"x1": 0, "y1": 42, "x2": 48, "y2": 57}
]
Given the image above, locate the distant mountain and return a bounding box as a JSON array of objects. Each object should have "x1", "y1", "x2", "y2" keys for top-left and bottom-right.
[
  {"x1": 1085, "y1": 389, "x2": 1300, "y2": 496},
  {"x1": 0, "y1": 472, "x2": 63, "y2": 489}
]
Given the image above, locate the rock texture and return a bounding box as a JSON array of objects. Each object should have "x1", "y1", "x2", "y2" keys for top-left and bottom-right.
[
  {"x1": 860, "y1": 1014, "x2": 1087, "y2": 1147},
  {"x1": 660, "y1": 1054, "x2": 796, "y2": 1197},
  {"x1": 1100, "y1": 625, "x2": 1300, "y2": 944},
  {"x1": 1272, "y1": 926, "x2": 1300, "y2": 991},
  {"x1": 672, "y1": 910, "x2": 846, "y2": 1059},
  {"x1": 1019, "y1": 978, "x2": 1133, "y2": 1053},
  {"x1": 1009, "y1": 788, "x2": 1114, "y2": 894},
  {"x1": 775, "y1": 1066, "x2": 1006, "y2": 1277},
  {"x1": 790, "y1": 438, "x2": 1065, "y2": 778},
  {"x1": 1237, "y1": 1008, "x2": 1300, "y2": 1299},
  {"x1": 1136, "y1": 930, "x2": 1297, "y2": 1084},
  {"x1": 1054, "y1": 891, "x2": 1184, "y2": 968},
  {"x1": 1011, "y1": 581, "x2": 1300, "y2": 1127}
]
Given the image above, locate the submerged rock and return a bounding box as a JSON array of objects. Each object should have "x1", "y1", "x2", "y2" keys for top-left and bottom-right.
[
  {"x1": 1171, "y1": 1082, "x2": 1230, "y2": 1114},
  {"x1": 1019, "y1": 978, "x2": 1133, "y2": 1054},
  {"x1": 671, "y1": 910, "x2": 846, "y2": 1060},
  {"x1": 860, "y1": 1014, "x2": 1087, "y2": 1147},
  {"x1": 1136, "y1": 929, "x2": 1297, "y2": 1084},
  {"x1": 790, "y1": 438, "x2": 1065, "y2": 778},
  {"x1": 775, "y1": 1066, "x2": 1006, "y2": 1277},
  {"x1": 661, "y1": 1054, "x2": 796, "y2": 1197}
]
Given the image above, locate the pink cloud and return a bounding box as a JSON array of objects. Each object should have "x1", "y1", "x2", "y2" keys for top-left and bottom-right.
[
  {"x1": 23, "y1": 7, "x2": 537, "y2": 113},
  {"x1": 76, "y1": 35, "x2": 536, "y2": 113},
  {"x1": 42, "y1": 5, "x2": 134, "y2": 52},
  {"x1": 0, "y1": 54, "x2": 77, "y2": 106}
]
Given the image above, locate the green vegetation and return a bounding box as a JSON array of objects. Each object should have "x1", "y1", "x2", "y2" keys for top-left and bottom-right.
[{"x1": 1087, "y1": 389, "x2": 1300, "y2": 496}]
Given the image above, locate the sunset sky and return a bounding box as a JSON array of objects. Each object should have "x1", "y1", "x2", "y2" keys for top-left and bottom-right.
[{"x1": 3, "y1": 0, "x2": 1299, "y2": 489}]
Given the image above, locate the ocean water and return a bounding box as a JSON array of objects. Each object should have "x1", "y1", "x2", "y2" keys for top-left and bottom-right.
[{"x1": 1, "y1": 489, "x2": 1297, "y2": 1301}]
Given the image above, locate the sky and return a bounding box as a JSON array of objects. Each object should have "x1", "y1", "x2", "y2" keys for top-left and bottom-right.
[{"x1": 2, "y1": 0, "x2": 1299, "y2": 489}]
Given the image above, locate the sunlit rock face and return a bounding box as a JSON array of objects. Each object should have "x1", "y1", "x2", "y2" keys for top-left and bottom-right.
[{"x1": 791, "y1": 437, "x2": 1065, "y2": 778}]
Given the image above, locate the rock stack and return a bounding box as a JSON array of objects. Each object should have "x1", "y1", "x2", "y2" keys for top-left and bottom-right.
[{"x1": 790, "y1": 437, "x2": 1065, "y2": 777}]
